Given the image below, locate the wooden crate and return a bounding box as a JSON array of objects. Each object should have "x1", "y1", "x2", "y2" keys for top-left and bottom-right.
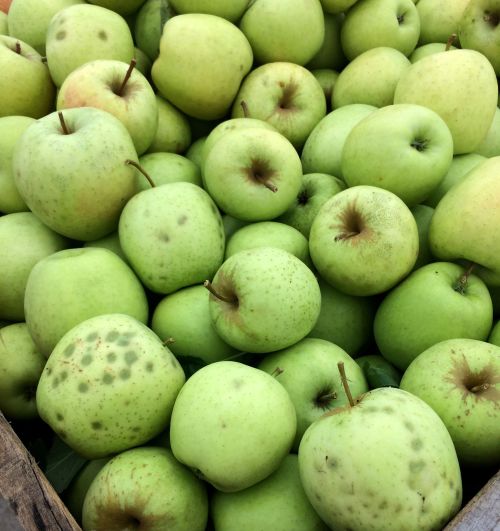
[{"x1": 1, "y1": 411, "x2": 498, "y2": 531}]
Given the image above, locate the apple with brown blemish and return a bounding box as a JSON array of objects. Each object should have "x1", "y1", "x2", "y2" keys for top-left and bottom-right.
[{"x1": 400, "y1": 338, "x2": 500, "y2": 467}]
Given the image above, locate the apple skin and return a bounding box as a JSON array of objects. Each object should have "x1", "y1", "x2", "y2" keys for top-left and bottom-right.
[
  {"x1": 374, "y1": 262, "x2": 493, "y2": 371},
  {"x1": 57, "y1": 59, "x2": 158, "y2": 155},
  {"x1": 169, "y1": 0, "x2": 250, "y2": 22},
  {"x1": 83, "y1": 232, "x2": 128, "y2": 264},
  {"x1": 36, "y1": 314, "x2": 186, "y2": 459},
  {"x1": 298, "y1": 387, "x2": 462, "y2": 531},
  {"x1": 169, "y1": 360, "x2": 297, "y2": 492},
  {"x1": 400, "y1": 338, "x2": 500, "y2": 467},
  {"x1": 0, "y1": 35, "x2": 55, "y2": 118},
  {"x1": 0, "y1": 323, "x2": 46, "y2": 420},
  {"x1": 416, "y1": 0, "x2": 470, "y2": 45},
  {"x1": 207, "y1": 247, "x2": 321, "y2": 354},
  {"x1": 258, "y1": 338, "x2": 368, "y2": 450},
  {"x1": 82, "y1": 447, "x2": 208, "y2": 531},
  {"x1": 85, "y1": 0, "x2": 147, "y2": 16},
  {"x1": 306, "y1": 12, "x2": 346, "y2": 71},
  {"x1": 311, "y1": 69, "x2": 339, "y2": 111},
  {"x1": 134, "y1": 0, "x2": 169, "y2": 62},
  {"x1": 309, "y1": 185, "x2": 419, "y2": 296},
  {"x1": 341, "y1": 103, "x2": 454, "y2": 206},
  {"x1": 152, "y1": 14, "x2": 253, "y2": 120},
  {"x1": 475, "y1": 107, "x2": 500, "y2": 158},
  {"x1": 410, "y1": 204, "x2": 434, "y2": 270},
  {"x1": 429, "y1": 156, "x2": 500, "y2": 286},
  {"x1": 0, "y1": 11, "x2": 6, "y2": 32},
  {"x1": 409, "y1": 42, "x2": 457, "y2": 63},
  {"x1": 211, "y1": 454, "x2": 329, "y2": 531}
]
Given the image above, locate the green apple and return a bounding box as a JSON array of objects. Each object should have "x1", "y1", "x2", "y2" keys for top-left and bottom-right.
[
  {"x1": 170, "y1": 360, "x2": 297, "y2": 492},
  {"x1": 57, "y1": 59, "x2": 158, "y2": 155},
  {"x1": 309, "y1": 186, "x2": 419, "y2": 296},
  {"x1": 202, "y1": 127, "x2": 302, "y2": 221},
  {"x1": 278, "y1": 173, "x2": 345, "y2": 238},
  {"x1": 319, "y1": 0, "x2": 358, "y2": 14},
  {"x1": 259, "y1": 338, "x2": 368, "y2": 450},
  {"x1": 0, "y1": 212, "x2": 69, "y2": 321},
  {"x1": 37, "y1": 313, "x2": 186, "y2": 458},
  {"x1": 86, "y1": 0, "x2": 147, "y2": 16},
  {"x1": 475, "y1": 106, "x2": 500, "y2": 157},
  {"x1": 118, "y1": 182, "x2": 225, "y2": 294},
  {"x1": 151, "y1": 285, "x2": 238, "y2": 364},
  {"x1": 169, "y1": 0, "x2": 250, "y2": 22},
  {"x1": 298, "y1": 386, "x2": 462, "y2": 530},
  {"x1": 0, "y1": 35, "x2": 55, "y2": 117},
  {"x1": 46, "y1": 3, "x2": 135, "y2": 87},
  {"x1": 134, "y1": 0, "x2": 171, "y2": 61},
  {"x1": 25, "y1": 247, "x2": 148, "y2": 357},
  {"x1": 135, "y1": 152, "x2": 202, "y2": 191},
  {"x1": 211, "y1": 454, "x2": 329, "y2": 531},
  {"x1": 222, "y1": 215, "x2": 248, "y2": 239},
  {"x1": 308, "y1": 278, "x2": 376, "y2": 357},
  {"x1": 411, "y1": 204, "x2": 434, "y2": 269},
  {"x1": 7, "y1": 0, "x2": 82, "y2": 55},
  {"x1": 147, "y1": 95, "x2": 192, "y2": 154},
  {"x1": 374, "y1": 262, "x2": 493, "y2": 371},
  {"x1": 0, "y1": 115, "x2": 33, "y2": 213},
  {"x1": 152, "y1": 14, "x2": 253, "y2": 120},
  {"x1": 225, "y1": 221, "x2": 311, "y2": 266},
  {"x1": 394, "y1": 49, "x2": 498, "y2": 154},
  {"x1": 82, "y1": 447, "x2": 207, "y2": 531},
  {"x1": 0, "y1": 323, "x2": 46, "y2": 420},
  {"x1": 311, "y1": 69, "x2": 339, "y2": 112},
  {"x1": 301, "y1": 104, "x2": 376, "y2": 178},
  {"x1": 459, "y1": 0, "x2": 500, "y2": 75},
  {"x1": 424, "y1": 153, "x2": 486, "y2": 208},
  {"x1": 133, "y1": 46, "x2": 151, "y2": 77},
  {"x1": 0, "y1": 11, "x2": 6, "y2": 33},
  {"x1": 83, "y1": 232, "x2": 128, "y2": 263},
  {"x1": 231, "y1": 61, "x2": 326, "y2": 149},
  {"x1": 341, "y1": 103, "x2": 454, "y2": 206},
  {"x1": 489, "y1": 320, "x2": 500, "y2": 346},
  {"x1": 416, "y1": 0, "x2": 470, "y2": 45},
  {"x1": 341, "y1": 0, "x2": 420, "y2": 60},
  {"x1": 400, "y1": 338, "x2": 500, "y2": 467},
  {"x1": 206, "y1": 247, "x2": 321, "y2": 353},
  {"x1": 239, "y1": 0, "x2": 324, "y2": 65},
  {"x1": 306, "y1": 12, "x2": 346, "y2": 71},
  {"x1": 333, "y1": 47, "x2": 410, "y2": 109},
  {"x1": 185, "y1": 136, "x2": 206, "y2": 169},
  {"x1": 429, "y1": 157, "x2": 500, "y2": 285},
  {"x1": 409, "y1": 42, "x2": 457, "y2": 63},
  {"x1": 13, "y1": 107, "x2": 138, "y2": 241}
]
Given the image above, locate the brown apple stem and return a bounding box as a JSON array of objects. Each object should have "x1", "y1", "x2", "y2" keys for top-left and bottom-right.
[
  {"x1": 125, "y1": 159, "x2": 155, "y2": 187},
  {"x1": 58, "y1": 111, "x2": 71, "y2": 135},
  {"x1": 261, "y1": 180, "x2": 278, "y2": 193},
  {"x1": 470, "y1": 383, "x2": 490, "y2": 393},
  {"x1": 15, "y1": 41, "x2": 21, "y2": 54},
  {"x1": 445, "y1": 33, "x2": 457, "y2": 51},
  {"x1": 454, "y1": 262, "x2": 476, "y2": 293},
  {"x1": 338, "y1": 361, "x2": 355, "y2": 407},
  {"x1": 162, "y1": 337, "x2": 175, "y2": 346},
  {"x1": 334, "y1": 231, "x2": 358, "y2": 242},
  {"x1": 271, "y1": 366, "x2": 284, "y2": 377},
  {"x1": 203, "y1": 280, "x2": 236, "y2": 304},
  {"x1": 117, "y1": 58, "x2": 137, "y2": 96},
  {"x1": 240, "y1": 100, "x2": 250, "y2": 118}
]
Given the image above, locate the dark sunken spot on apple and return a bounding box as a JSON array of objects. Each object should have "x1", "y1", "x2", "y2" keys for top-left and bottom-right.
[
  {"x1": 177, "y1": 214, "x2": 188, "y2": 225},
  {"x1": 145, "y1": 362, "x2": 154, "y2": 372},
  {"x1": 244, "y1": 158, "x2": 278, "y2": 191},
  {"x1": 107, "y1": 352, "x2": 117, "y2": 363},
  {"x1": 333, "y1": 200, "x2": 367, "y2": 243},
  {"x1": 97, "y1": 30, "x2": 108, "y2": 41},
  {"x1": 91, "y1": 421, "x2": 103, "y2": 430},
  {"x1": 484, "y1": 11, "x2": 500, "y2": 27},
  {"x1": 64, "y1": 344, "x2": 76, "y2": 357},
  {"x1": 78, "y1": 382, "x2": 89, "y2": 393},
  {"x1": 56, "y1": 31, "x2": 66, "y2": 40},
  {"x1": 102, "y1": 373, "x2": 114, "y2": 385}
]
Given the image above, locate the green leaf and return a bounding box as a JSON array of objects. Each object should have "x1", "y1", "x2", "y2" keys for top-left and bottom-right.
[{"x1": 357, "y1": 355, "x2": 402, "y2": 390}]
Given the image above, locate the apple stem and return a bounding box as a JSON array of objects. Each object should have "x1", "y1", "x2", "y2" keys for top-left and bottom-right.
[
  {"x1": 453, "y1": 262, "x2": 475, "y2": 294},
  {"x1": 117, "y1": 58, "x2": 137, "y2": 96},
  {"x1": 338, "y1": 361, "x2": 355, "y2": 407},
  {"x1": 470, "y1": 382, "x2": 490, "y2": 393},
  {"x1": 58, "y1": 111, "x2": 71, "y2": 135},
  {"x1": 15, "y1": 41, "x2": 21, "y2": 54},
  {"x1": 334, "y1": 231, "x2": 358, "y2": 242},
  {"x1": 445, "y1": 34, "x2": 457, "y2": 51},
  {"x1": 240, "y1": 100, "x2": 250, "y2": 118},
  {"x1": 262, "y1": 180, "x2": 278, "y2": 193},
  {"x1": 162, "y1": 337, "x2": 175, "y2": 346},
  {"x1": 271, "y1": 366, "x2": 284, "y2": 377},
  {"x1": 125, "y1": 159, "x2": 155, "y2": 187},
  {"x1": 203, "y1": 280, "x2": 237, "y2": 304}
]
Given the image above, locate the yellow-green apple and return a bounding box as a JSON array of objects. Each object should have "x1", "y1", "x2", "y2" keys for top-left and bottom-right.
[
  {"x1": 239, "y1": 0, "x2": 324, "y2": 65},
  {"x1": 320, "y1": 0, "x2": 358, "y2": 13},
  {"x1": 169, "y1": 360, "x2": 297, "y2": 492},
  {"x1": 489, "y1": 320, "x2": 500, "y2": 345},
  {"x1": 133, "y1": 46, "x2": 151, "y2": 77},
  {"x1": 400, "y1": 338, "x2": 500, "y2": 467},
  {"x1": 0, "y1": 35, "x2": 55, "y2": 117},
  {"x1": 46, "y1": 3, "x2": 135, "y2": 87},
  {"x1": 475, "y1": 107, "x2": 500, "y2": 157},
  {"x1": 118, "y1": 182, "x2": 225, "y2": 294},
  {"x1": 169, "y1": 0, "x2": 250, "y2": 22},
  {"x1": 311, "y1": 69, "x2": 339, "y2": 111},
  {"x1": 0, "y1": 212, "x2": 69, "y2": 321},
  {"x1": 309, "y1": 186, "x2": 419, "y2": 296},
  {"x1": 206, "y1": 247, "x2": 321, "y2": 353},
  {"x1": 333, "y1": 47, "x2": 410, "y2": 109},
  {"x1": 411, "y1": 204, "x2": 434, "y2": 270},
  {"x1": 409, "y1": 42, "x2": 457, "y2": 62},
  {"x1": 202, "y1": 128, "x2": 302, "y2": 221},
  {"x1": 57, "y1": 59, "x2": 158, "y2": 155},
  {"x1": 416, "y1": 0, "x2": 470, "y2": 45},
  {"x1": 341, "y1": 103, "x2": 454, "y2": 206},
  {"x1": 152, "y1": 14, "x2": 253, "y2": 120},
  {"x1": 36, "y1": 314, "x2": 185, "y2": 458},
  {"x1": 0, "y1": 11, "x2": 6, "y2": 32},
  {"x1": 394, "y1": 49, "x2": 498, "y2": 154},
  {"x1": 147, "y1": 95, "x2": 191, "y2": 154},
  {"x1": 85, "y1": 0, "x2": 147, "y2": 16},
  {"x1": 374, "y1": 262, "x2": 493, "y2": 371},
  {"x1": 299, "y1": 387, "x2": 462, "y2": 530},
  {"x1": 134, "y1": 0, "x2": 170, "y2": 61},
  {"x1": 0, "y1": 323, "x2": 46, "y2": 420},
  {"x1": 259, "y1": 338, "x2": 368, "y2": 450},
  {"x1": 13, "y1": 107, "x2": 138, "y2": 241},
  {"x1": 306, "y1": 12, "x2": 346, "y2": 71},
  {"x1": 83, "y1": 232, "x2": 128, "y2": 263},
  {"x1": 231, "y1": 61, "x2": 326, "y2": 149}
]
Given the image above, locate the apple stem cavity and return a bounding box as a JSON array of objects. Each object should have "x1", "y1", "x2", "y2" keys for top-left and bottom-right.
[
  {"x1": 445, "y1": 34, "x2": 457, "y2": 51},
  {"x1": 58, "y1": 111, "x2": 71, "y2": 135},
  {"x1": 483, "y1": 11, "x2": 500, "y2": 28},
  {"x1": 338, "y1": 361, "x2": 355, "y2": 407},
  {"x1": 125, "y1": 159, "x2": 155, "y2": 187},
  {"x1": 203, "y1": 280, "x2": 238, "y2": 304},
  {"x1": 240, "y1": 100, "x2": 250, "y2": 118},
  {"x1": 453, "y1": 262, "x2": 476, "y2": 294},
  {"x1": 116, "y1": 58, "x2": 137, "y2": 96},
  {"x1": 470, "y1": 382, "x2": 490, "y2": 393},
  {"x1": 15, "y1": 41, "x2": 21, "y2": 54}
]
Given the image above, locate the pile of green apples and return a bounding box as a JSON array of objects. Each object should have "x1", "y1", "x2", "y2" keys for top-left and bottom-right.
[{"x1": 1, "y1": 0, "x2": 499, "y2": 529}]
